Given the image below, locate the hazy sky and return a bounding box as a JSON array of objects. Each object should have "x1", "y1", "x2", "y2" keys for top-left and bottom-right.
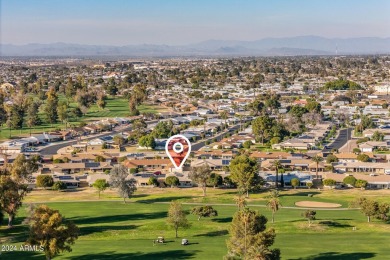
[{"x1": 1, "y1": 0, "x2": 390, "y2": 45}]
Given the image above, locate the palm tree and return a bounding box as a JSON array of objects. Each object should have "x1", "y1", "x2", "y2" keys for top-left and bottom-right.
[
  {"x1": 267, "y1": 190, "x2": 282, "y2": 223},
  {"x1": 220, "y1": 111, "x2": 229, "y2": 130},
  {"x1": 272, "y1": 160, "x2": 282, "y2": 189},
  {"x1": 311, "y1": 155, "x2": 324, "y2": 180}
]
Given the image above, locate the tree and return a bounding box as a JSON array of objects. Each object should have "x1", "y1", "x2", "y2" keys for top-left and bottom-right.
[
  {"x1": 52, "y1": 181, "x2": 67, "y2": 191},
  {"x1": 306, "y1": 182, "x2": 313, "y2": 189},
  {"x1": 148, "y1": 176, "x2": 159, "y2": 187},
  {"x1": 311, "y1": 155, "x2": 323, "y2": 180},
  {"x1": 229, "y1": 155, "x2": 260, "y2": 197},
  {"x1": 132, "y1": 119, "x2": 147, "y2": 138},
  {"x1": 57, "y1": 100, "x2": 69, "y2": 127},
  {"x1": 96, "y1": 93, "x2": 107, "y2": 110},
  {"x1": 355, "y1": 179, "x2": 368, "y2": 189},
  {"x1": 6, "y1": 104, "x2": 24, "y2": 132},
  {"x1": 36, "y1": 175, "x2": 54, "y2": 189},
  {"x1": 326, "y1": 154, "x2": 338, "y2": 164},
  {"x1": 267, "y1": 190, "x2": 281, "y2": 224},
  {"x1": 354, "y1": 198, "x2": 378, "y2": 222},
  {"x1": 113, "y1": 135, "x2": 126, "y2": 146},
  {"x1": 357, "y1": 154, "x2": 370, "y2": 162},
  {"x1": 371, "y1": 131, "x2": 384, "y2": 141},
  {"x1": 272, "y1": 160, "x2": 282, "y2": 189},
  {"x1": 189, "y1": 164, "x2": 212, "y2": 196},
  {"x1": 109, "y1": 165, "x2": 137, "y2": 203},
  {"x1": 291, "y1": 178, "x2": 300, "y2": 189},
  {"x1": 0, "y1": 175, "x2": 28, "y2": 227},
  {"x1": 167, "y1": 201, "x2": 190, "y2": 238},
  {"x1": 207, "y1": 173, "x2": 223, "y2": 188},
  {"x1": 138, "y1": 134, "x2": 156, "y2": 149},
  {"x1": 220, "y1": 110, "x2": 229, "y2": 129},
  {"x1": 152, "y1": 120, "x2": 174, "y2": 138},
  {"x1": 302, "y1": 210, "x2": 316, "y2": 226},
  {"x1": 44, "y1": 87, "x2": 59, "y2": 124},
  {"x1": 242, "y1": 140, "x2": 252, "y2": 149},
  {"x1": 252, "y1": 115, "x2": 275, "y2": 144},
  {"x1": 305, "y1": 101, "x2": 321, "y2": 113},
  {"x1": 343, "y1": 176, "x2": 357, "y2": 187},
  {"x1": 93, "y1": 179, "x2": 108, "y2": 199},
  {"x1": 10, "y1": 154, "x2": 39, "y2": 179},
  {"x1": 226, "y1": 208, "x2": 280, "y2": 260},
  {"x1": 376, "y1": 202, "x2": 390, "y2": 221},
  {"x1": 323, "y1": 179, "x2": 336, "y2": 188},
  {"x1": 191, "y1": 205, "x2": 218, "y2": 221},
  {"x1": 25, "y1": 205, "x2": 79, "y2": 260},
  {"x1": 26, "y1": 100, "x2": 41, "y2": 135},
  {"x1": 165, "y1": 176, "x2": 179, "y2": 188}
]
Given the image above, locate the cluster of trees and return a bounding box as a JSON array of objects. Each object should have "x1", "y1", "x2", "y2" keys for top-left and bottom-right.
[
  {"x1": 352, "y1": 197, "x2": 389, "y2": 222},
  {"x1": 0, "y1": 154, "x2": 39, "y2": 227},
  {"x1": 323, "y1": 79, "x2": 362, "y2": 91}
]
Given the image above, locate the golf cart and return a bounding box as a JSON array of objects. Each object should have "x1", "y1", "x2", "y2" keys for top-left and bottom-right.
[
  {"x1": 156, "y1": 236, "x2": 165, "y2": 243},
  {"x1": 181, "y1": 238, "x2": 189, "y2": 245}
]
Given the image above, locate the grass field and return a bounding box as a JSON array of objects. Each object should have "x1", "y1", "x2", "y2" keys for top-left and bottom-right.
[
  {"x1": 0, "y1": 96, "x2": 168, "y2": 140},
  {"x1": 2, "y1": 188, "x2": 390, "y2": 259}
]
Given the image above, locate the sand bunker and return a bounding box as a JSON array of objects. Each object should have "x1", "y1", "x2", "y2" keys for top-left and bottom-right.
[{"x1": 295, "y1": 201, "x2": 342, "y2": 208}]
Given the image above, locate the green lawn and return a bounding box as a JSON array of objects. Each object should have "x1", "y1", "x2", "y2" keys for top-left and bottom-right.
[
  {"x1": 0, "y1": 96, "x2": 167, "y2": 140},
  {"x1": 2, "y1": 188, "x2": 390, "y2": 259}
]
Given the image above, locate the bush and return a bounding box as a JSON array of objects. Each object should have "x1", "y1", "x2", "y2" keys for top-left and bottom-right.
[
  {"x1": 148, "y1": 176, "x2": 159, "y2": 187},
  {"x1": 306, "y1": 182, "x2": 313, "y2": 189},
  {"x1": 353, "y1": 148, "x2": 361, "y2": 154},
  {"x1": 343, "y1": 176, "x2": 357, "y2": 187},
  {"x1": 356, "y1": 137, "x2": 369, "y2": 144},
  {"x1": 323, "y1": 179, "x2": 336, "y2": 187},
  {"x1": 36, "y1": 175, "x2": 54, "y2": 188},
  {"x1": 118, "y1": 156, "x2": 127, "y2": 162},
  {"x1": 326, "y1": 154, "x2": 338, "y2": 164},
  {"x1": 242, "y1": 140, "x2": 252, "y2": 149},
  {"x1": 355, "y1": 179, "x2": 368, "y2": 189},
  {"x1": 130, "y1": 168, "x2": 138, "y2": 174},
  {"x1": 291, "y1": 178, "x2": 300, "y2": 189},
  {"x1": 357, "y1": 154, "x2": 370, "y2": 162},
  {"x1": 165, "y1": 176, "x2": 180, "y2": 188},
  {"x1": 53, "y1": 158, "x2": 64, "y2": 164},
  {"x1": 52, "y1": 181, "x2": 67, "y2": 191}
]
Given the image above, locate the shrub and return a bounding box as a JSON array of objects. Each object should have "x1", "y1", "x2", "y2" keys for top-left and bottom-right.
[
  {"x1": 357, "y1": 154, "x2": 370, "y2": 162},
  {"x1": 306, "y1": 182, "x2": 313, "y2": 189},
  {"x1": 242, "y1": 140, "x2": 252, "y2": 149},
  {"x1": 355, "y1": 179, "x2": 368, "y2": 189},
  {"x1": 130, "y1": 168, "x2": 138, "y2": 174},
  {"x1": 165, "y1": 176, "x2": 180, "y2": 188},
  {"x1": 291, "y1": 178, "x2": 300, "y2": 189},
  {"x1": 343, "y1": 176, "x2": 357, "y2": 187},
  {"x1": 53, "y1": 158, "x2": 64, "y2": 164},
  {"x1": 36, "y1": 175, "x2": 54, "y2": 188},
  {"x1": 148, "y1": 176, "x2": 159, "y2": 187},
  {"x1": 353, "y1": 148, "x2": 361, "y2": 154},
  {"x1": 323, "y1": 179, "x2": 336, "y2": 187},
  {"x1": 52, "y1": 181, "x2": 67, "y2": 191},
  {"x1": 326, "y1": 154, "x2": 338, "y2": 164}
]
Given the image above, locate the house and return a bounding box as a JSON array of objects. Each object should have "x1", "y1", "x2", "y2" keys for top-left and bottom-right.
[
  {"x1": 122, "y1": 159, "x2": 173, "y2": 172},
  {"x1": 334, "y1": 152, "x2": 375, "y2": 163},
  {"x1": 272, "y1": 138, "x2": 312, "y2": 150},
  {"x1": 325, "y1": 173, "x2": 390, "y2": 189},
  {"x1": 260, "y1": 171, "x2": 312, "y2": 188},
  {"x1": 358, "y1": 141, "x2": 388, "y2": 152},
  {"x1": 333, "y1": 162, "x2": 390, "y2": 174},
  {"x1": 190, "y1": 159, "x2": 227, "y2": 171}
]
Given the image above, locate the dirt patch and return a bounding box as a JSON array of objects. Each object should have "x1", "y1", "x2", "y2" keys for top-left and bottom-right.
[{"x1": 295, "y1": 201, "x2": 342, "y2": 208}]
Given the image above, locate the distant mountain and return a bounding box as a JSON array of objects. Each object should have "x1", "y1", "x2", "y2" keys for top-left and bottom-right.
[{"x1": 1, "y1": 36, "x2": 390, "y2": 57}]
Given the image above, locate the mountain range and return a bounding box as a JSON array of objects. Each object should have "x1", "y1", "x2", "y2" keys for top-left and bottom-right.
[{"x1": 1, "y1": 36, "x2": 390, "y2": 57}]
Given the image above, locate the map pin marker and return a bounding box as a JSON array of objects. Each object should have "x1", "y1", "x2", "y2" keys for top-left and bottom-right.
[{"x1": 165, "y1": 134, "x2": 191, "y2": 169}]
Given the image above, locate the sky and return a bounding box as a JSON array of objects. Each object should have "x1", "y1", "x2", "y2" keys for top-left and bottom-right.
[{"x1": 1, "y1": 0, "x2": 390, "y2": 45}]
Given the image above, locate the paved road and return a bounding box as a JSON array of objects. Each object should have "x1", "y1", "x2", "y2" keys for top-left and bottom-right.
[
  {"x1": 322, "y1": 127, "x2": 353, "y2": 153},
  {"x1": 192, "y1": 125, "x2": 241, "y2": 151},
  {"x1": 40, "y1": 121, "x2": 240, "y2": 156}
]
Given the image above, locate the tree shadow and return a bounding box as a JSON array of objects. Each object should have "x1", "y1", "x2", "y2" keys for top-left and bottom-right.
[
  {"x1": 281, "y1": 192, "x2": 321, "y2": 197},
  {"x1": 194, "y1": 230, "x2": 229, "y2": 237},
  {"x1": 79, "y1": 224, "x2": 138, "y2": 236},
  {"x1": 318, "y1": 221, "x2": 353, "y2": 228},
  {"x1": 2, "y1": 250, "x2": 43, "y2": 259},
  {"x1": 289, "y1": 252, "x2": 376, "y2": 260},
  {"x1": 64, "y1": 250, "x2": 199, "y2": 260},
  {"x1": 136, "y1": 196, "x2": 194, "y2": 204},
  {"x1": 212, "y1": 217, "x2": 233, "y2": 223},
  {"x1": 68, "y1": 211, "x2": 167, "y2": 225}
]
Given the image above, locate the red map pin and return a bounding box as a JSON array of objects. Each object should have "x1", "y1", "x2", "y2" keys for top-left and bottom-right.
[{"x1": 165, "y1": 135, "x2": 192, "y2": 169}]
